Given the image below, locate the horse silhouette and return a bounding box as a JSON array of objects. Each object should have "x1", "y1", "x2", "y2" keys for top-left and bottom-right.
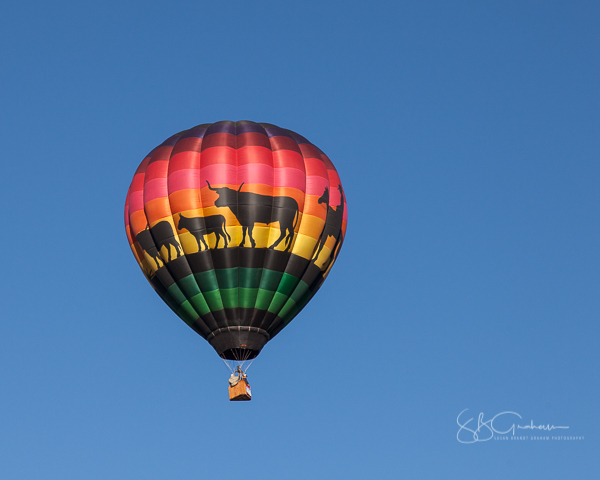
[
  {"x1": 313, "y1": 185, "x2": 345, "y2": 265},
  {"x1": 206, "y1": 181, "x2": 299, "y2": 251}
]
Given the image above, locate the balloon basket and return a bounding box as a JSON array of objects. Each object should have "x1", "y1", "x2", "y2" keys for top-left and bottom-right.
[{"x1": 229, "y1": 377, "x2": 251, "y2": 401}]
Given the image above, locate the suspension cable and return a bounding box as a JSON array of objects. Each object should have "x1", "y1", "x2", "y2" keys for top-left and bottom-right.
[
  {"x1": 244, "y1": 356, "x2": 256, "y2": 374},
  {"x1": 221, "y1": 357, "x2": 234, "y2": 373}
]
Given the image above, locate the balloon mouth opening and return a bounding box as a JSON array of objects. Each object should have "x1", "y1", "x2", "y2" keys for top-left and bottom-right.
[
  {"x1": 208, "y1": 326, "x2": 269, "y2": 360},
  {"x1": 220, "y1": 348, "x2": 260, "y2": 361}
]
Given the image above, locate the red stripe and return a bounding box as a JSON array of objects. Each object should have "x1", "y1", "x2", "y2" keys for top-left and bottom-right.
[
  {"x1": 199, "y1": 146, "x2": 236, "y2": 166},
  {"x1": 327, "y1": 170, "x2": 341, "y2": 190},
  {"x1": 303, "y1": 157, "x2": 328, "y2": 177},
  {"x1": 130, "y1": 173, "x2": 145, "y2": 192},
  {"x1": 124, "y1": 189, "x2": 130, "y2": 226},
  {"x1": 144, "y1": 160, "x2": 168, "y2": 182},
  {"x1": 169, "y1": 150, "x2": 200, "y2": 173},
  {"x1": 237, "y1": 145, "x2": 272, "y2": 165},
  {"x1": 273, "y1": 149, "x2": 305, "y2": 171}
]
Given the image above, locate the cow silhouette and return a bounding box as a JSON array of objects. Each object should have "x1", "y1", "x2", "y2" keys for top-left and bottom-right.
[
  {"x1": 135, "y1": 221, "x2": 182, "y2": 267},
  {"x1": 206, "y1": 181, "x2": 299, "y2": 251},
  {"x1": 313, "y1": 185, "x2": 345, "y2": 265},
  {"x1": 177, "y1": 213, "x2": 230, "y2": 250}
]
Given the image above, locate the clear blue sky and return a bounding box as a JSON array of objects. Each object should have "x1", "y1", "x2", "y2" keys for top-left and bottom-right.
[{"x1": 1, "y1": 1, "x2": 598, "y2": 478}]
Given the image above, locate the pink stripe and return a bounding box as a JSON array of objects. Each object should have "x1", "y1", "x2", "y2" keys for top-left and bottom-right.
[
  {"x1": 199, "y1": 164, "x2": 237, "y2": 186},
  {"x1": 306, "y1": 175, "x2": 329, "y2": 196},
  {"x1": 274, "y1": 167, "x2": 306, "y2": 191},
  {"x1": 168, "y1": 168, "x2": 199, "y2": 193},
  {"x1": 129, "y1": 190, "x2": 145, "y2": 212},
  {"x1": 144, "y1": 177, "x2": 168, "y2": 203},
  {"x1": 329, "y1": 186, "x2": 342, "y2": 206},
  {"x1": 144, "y1": 159, "x2": 169, "y2": 181},
  {"x1": 238, "y1": 163, "x2": 273, "y2": 186}
]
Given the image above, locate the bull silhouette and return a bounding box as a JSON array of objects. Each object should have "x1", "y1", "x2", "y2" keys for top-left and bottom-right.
[
  {"x1": 206, "y1": 181, "x2": 299, "y2": 251},
  {"x1": 313, "y1": 185, "x2": 345, "y2": 265},
  {"x1": 177, "y1": 213, "x2": 230, "y2": 250},
  {"x1": 135, "y1": 221, "x2": 182, "y2": 268}
]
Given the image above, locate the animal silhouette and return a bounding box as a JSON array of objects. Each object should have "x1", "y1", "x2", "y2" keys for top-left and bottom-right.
[
  {"x1": 177, "y1": 213, "x2": 230, "y2": 250},
  {"x1": 135, "y1": 221, "x2": 182, "y2": 267},
  {"x1": 206, "y1": 181, "x2": 299, "y2": 251},
  {"x1": 313, "y1": 185, "x2": 345, "y2": 266}
]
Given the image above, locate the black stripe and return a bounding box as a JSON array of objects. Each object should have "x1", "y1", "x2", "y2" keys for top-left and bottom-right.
[
  {"x1": 211, "y1": 247, "x2": 239, "y2": 269},
  {"x1": 238, "y1": 247, "x2": 266, "y2": 269},
  {"x1": 185, "y1": 250, "x2": 216, "y2": 273},
  {"x1": 284, "y1": 254, "x2": 310, "y2": 278},
  {"x1": 263, "y1": 249, "x2": 291, "y2": 272},
  {"x1": 166, "y1": 255, "x2": 193, "y2": 282}
]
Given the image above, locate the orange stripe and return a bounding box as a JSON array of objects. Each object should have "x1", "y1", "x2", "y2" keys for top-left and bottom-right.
[
  {"x1": 302, "y1": 195, "x2": 327, "y2": 220},
  {"x1": 169, "y1": 189, "x2": 201, "y2": 214},
  {"x1": 130, "y1": 210, "x2": 149, "y2": 235},
  {"x1": 145, "y1": 198, "x2": 173, "y2": 223}
]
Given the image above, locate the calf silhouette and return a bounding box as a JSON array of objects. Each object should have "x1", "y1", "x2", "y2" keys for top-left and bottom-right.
[
  {"x1": 206, "y1": 181, "x2": 299, "y2": 251},
  {"x1": 135, "y1": 221, "x2": 182, "y2": 267},
  {"x1": 313, "y1": 185, "x2": 345, "y2": 265},
  {"x1": 177, "y1": 213, "x2": 230, "y2": 250}
]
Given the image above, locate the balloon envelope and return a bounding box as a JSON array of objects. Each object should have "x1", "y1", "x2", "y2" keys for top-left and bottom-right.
[{"x1": 124, "y1": 121, "x2": 347, "y2": 360}]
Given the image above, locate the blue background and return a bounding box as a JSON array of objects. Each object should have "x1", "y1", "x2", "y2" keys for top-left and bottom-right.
[{"x1": 1, "y1": 1, "x2": 598, "y2": 478}]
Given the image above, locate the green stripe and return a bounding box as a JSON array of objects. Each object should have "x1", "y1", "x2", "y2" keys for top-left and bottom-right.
[
  {"x1": 290, "y1": 280, "x2": 310, "y2": 302},
  {"x1": 194, "y1": 270, "x2": 219, "y2": 292},
  {"x1": 215, "y1": 268, "x2": 238, "y2": 289},
  {"x1": 259, "y1": 269, "x2": 283, "y2": 291},
  {"x1": 268, "y1": 292, "x2": 289, "y2": 314},
  {"x1": 189, "y1": 293, "x2": 211, "y2": 315},
  {"x1": 176, "y1": 301, "x2": 197, "y2": 324},
  {"x1": 276, "y1": 273, "x2": 299, "y2": 296},
  {"x1": 204, "y1": 289, "x2": 224, "y2": 311},
  {"x1": 278, "y1": 297, "x2": 296, "y2": 319},
  {"x1": 283, "y1": 291, "x2": 315, "y2": 325},
  {"x1": 167, "y1": 283, "x2": 188, "y2": 305},
  {"x1": 239, "y1": 268, "x2": 262, "y2": 289},
  {"x1": 219, "y1": 288, "x2": 238, "y2": 309},
  {"x1": 256, "y1": 288, "x2": 276, "y2": 310},
  {"x1": 239, "y1": 287, "x2": 259, "y2": 308},
  {"x1": 176, "y1": 274, "x2": 201, "y2": 297}
]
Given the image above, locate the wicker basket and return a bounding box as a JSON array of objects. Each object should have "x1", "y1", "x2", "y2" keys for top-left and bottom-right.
[{"x1": 229, "y1": 377, "x2": 251, "y2": 401}]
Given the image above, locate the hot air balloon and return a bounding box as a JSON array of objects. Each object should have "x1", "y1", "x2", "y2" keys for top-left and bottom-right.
[{"x1": 124, "y1": 121, "x2": 347, "y2": 399}]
